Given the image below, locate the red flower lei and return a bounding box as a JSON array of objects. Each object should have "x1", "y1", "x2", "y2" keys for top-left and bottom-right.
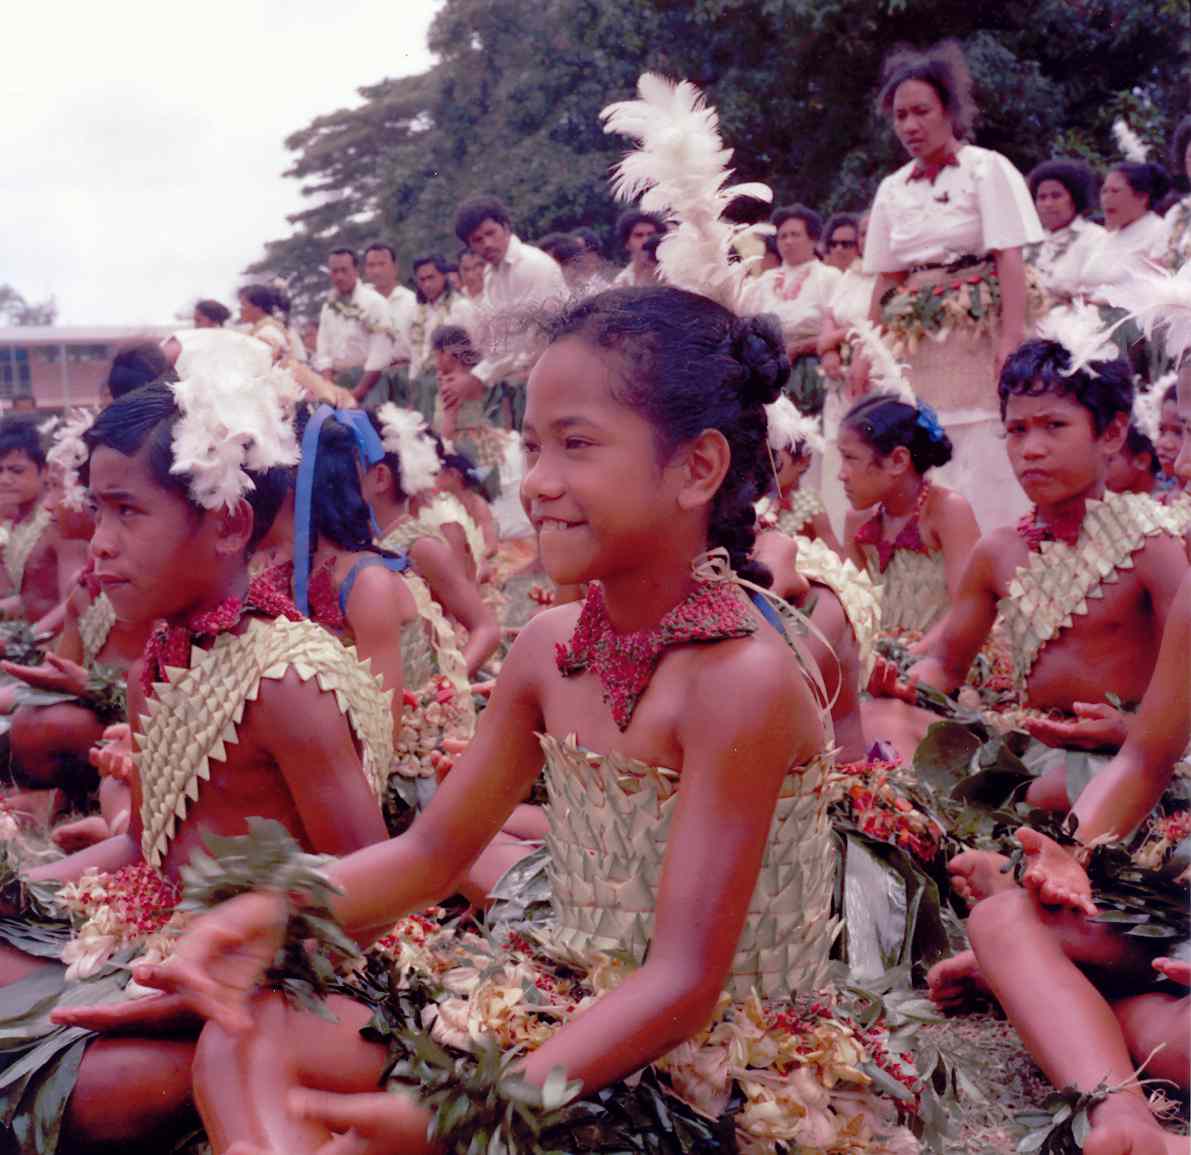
[
  {"x1": 555, "y1": 580, "x2": 757, "y2": 731},
  {"x1": 140, "y1": 571, "x2": 302, "y2": 696},
  {"x1": 854, "y1": 482, "x2": 932, "y2": 573},
  {"x1": 1015, "y1": 507, "x2": 1083, "y2": 553}
]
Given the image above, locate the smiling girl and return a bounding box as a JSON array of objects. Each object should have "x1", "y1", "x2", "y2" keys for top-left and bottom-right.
[{"x1": 126, "y1": 286, "x2": 920, "y2": 1155}]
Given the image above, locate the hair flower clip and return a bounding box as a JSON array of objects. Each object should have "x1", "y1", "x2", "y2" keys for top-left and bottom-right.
[{"x1": 915, "y1": 402, "x2": 945, "y2": 443}]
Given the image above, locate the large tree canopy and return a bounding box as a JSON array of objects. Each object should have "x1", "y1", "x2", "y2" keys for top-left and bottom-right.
[{"x1": 248, "y1": 0, "x2": 1190, "y2": 317}]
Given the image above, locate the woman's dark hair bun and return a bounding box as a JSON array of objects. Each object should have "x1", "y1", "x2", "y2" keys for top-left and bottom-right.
[{"x1": 728, "y1": 313, "x2": 789, "y2": 406}]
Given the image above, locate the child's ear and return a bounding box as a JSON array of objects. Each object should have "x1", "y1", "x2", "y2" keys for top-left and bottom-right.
[
  {"x1": 886, "y1": 445, "x2": 913, "y2": 475},
  {"x1": 214, "y1": 499, "x2": 255, "y2": 557},
  {"x1": 675, "y1": 428, "x2": 731, "y2": 512},
  {"x1": 1100, "y1": 412, "x2": 1129, "y2": 456}
]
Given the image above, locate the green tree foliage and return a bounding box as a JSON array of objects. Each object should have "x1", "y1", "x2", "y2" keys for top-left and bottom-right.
[
  {"x1": 249, "y1": 0, "x2": 1190, "y2": 318},
  {"x1": 0, "y1": 286, "x2": 57, "y2": 327}
]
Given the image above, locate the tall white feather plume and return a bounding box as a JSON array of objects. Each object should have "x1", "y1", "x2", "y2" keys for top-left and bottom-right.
[
  {"x1": 766, "y1": 394, "x2": 824, "y2": 457},
  {"x1": 1132, "y1": 376, "x2": 1169, "y2": 446},
  {"x1": 46, "y1": 409, "x2": 96, "y2": 511},
  {"x1": 168, "y1": 371, "x2": 300, "y2": 512},
  {"x1": 376, "y1": 404, "x2": 440, "y2": 497},
  {"x1": 1035, "y1": 302, "x2": 1119, "y2": 376},
  {"x1": 1112, "y1": 117, "x2": 1149, "y2": 164},
  {"x1": 1104, "y1": 263, "x2": 1191, "y2": 368},
  {"x1": 848, "y1": 321, "x2": 916, "y2": 406},
  {"x1": 601, "y1": 73, "x2": 773, "y2": 314}
]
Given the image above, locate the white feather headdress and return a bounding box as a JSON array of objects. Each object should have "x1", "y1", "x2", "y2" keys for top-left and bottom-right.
[
  {"x1": 1112, "y1": 117, "x2": 1149, "y2": 164},
  {"x1": 1132, "y1": 376, "x2": 1170, "y2": 446},
  {"x1": 766, "y1": 394, "x2": 824, "y2": 457},
  {"x1": 168, "y1": 372, "x2": 300, "y2": 511},
  {"x1": 1035, "y1": 302, "x2": 1119, "y2": 376},
  {"x1": 848, "y1": 321, "x2": 916, "y2": 406},
  {"x1": 1104, "y1": 263, "x2": 1191, "y2": 368},
  {"x1": 601, "y1": 73, "x2": 773, "y2": 314},
  {"x1": 375, "y1": 404, "x2": 440, "y2": 497},
  {"x1": 46, "y1": 409, "x2": 96, "y2": 512}
]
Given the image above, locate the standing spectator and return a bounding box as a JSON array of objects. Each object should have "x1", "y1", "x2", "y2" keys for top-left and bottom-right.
[
  {"x1": 863, "y1": 40, "x2": 1043, "y2": 531},
  {"x1": 193, "y1": 299, "x2": 230, "y2": 329},
  {"x1": 448, "y1": 195, "x2": 566, "y2": 430},
  {"x1": 746, "y1": 204, "x2": 840, "y2": 415},
  {"x1": 571, "y1": 226, "x2": 610, "y2": 285},
  {"x1": 1163, "y1": 115, "x2": 1191, "y2": 270},
  {"x1": 612, "y1": 209, "x2": 666, "y2": 287},
  {"x1": 408, "y1": 254, "x2": 477, "y2": 424},
  {"x1": 1024, "y1": 159, "x2": 1105, "y2": 300},
  {"x1": 237, "y1": 285, "x2": 290, "y2": 360},
  {"x1": 313, "y1": 248, "x2": 394, "y2": 403},
  {"x1": 1081, "y1": 162, "x2": 1171, "y2": 294},
  {"x1": 362, "y1": 242, "x2": 416, "y2": 406},
  {"x1": 457, "y1": 248, "x2": 486, "y2": 300}
]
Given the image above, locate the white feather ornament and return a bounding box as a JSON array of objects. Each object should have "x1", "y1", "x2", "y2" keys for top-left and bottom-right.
[
  {"x1": 1104, "y1": 263, "x2": 1191, "y2": 368},
  {"x1": 46, "y1": 409, "x2": 96, "y2": 511},
  {"x1": 1035, "y1": 302, "x2": 1119, "y2": 376},
  {"x1": 601, "y1": 73, "x2": 773, "y2": 314},
  {"x1": 376, "y1": 403, "x2": 440, "y2": 497},
  {"x1": 1132, "y1": 376, "x2": 1169, "y2": 446},
  {"x1": 848, "y1": 321, "x2": 916, "y2": 406},
  {"x1": 1112, "y1": 117, "x2": 1149, "y2": 164},
  {"x1": 168, "y1": 370, "x2": 300, "y2": 512},
  {"x1": 766, "y1": 395, "x2": 823, "y2": 457}
]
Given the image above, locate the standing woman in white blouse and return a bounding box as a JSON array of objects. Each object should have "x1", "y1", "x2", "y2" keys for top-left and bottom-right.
[
  {"x1": 1163, "y1": 116, "x2": 1191, "y2": 272},
  {"x1": 863, "y1": 41, "x2": 1043, "y2": 532},
  {"x1": 1081, "y1": 162, "x2": 1172, "y2": 295}
]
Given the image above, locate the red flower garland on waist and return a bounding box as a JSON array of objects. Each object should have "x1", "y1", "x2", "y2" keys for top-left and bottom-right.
[
  {"x1": 555, "y1": 579, "x2": 757, "y2": 731},
  {"x1": 854, "y1": 482, "x2": 932, "y2": 573},
  {"x1": 140, "y1": 570, "x2": 302, "y2": 696}
]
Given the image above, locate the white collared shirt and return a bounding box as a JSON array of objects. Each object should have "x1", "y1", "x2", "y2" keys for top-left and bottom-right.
[
  {"x1": 473, "y1": 235, "x2": 567, "y2": 385},
  {"x1": 826, "y1": 262, "x2": 878, "y2": 326},
  {"x1": 382, "y1": 284, "x2": 417, "y2": 364},
  {"x1": 864, "y1": 145, "x2": 1043, "y2": 273},
  {"x1": 1024, "y1": 216, "x2": 1106, "y2": 298},
  {"x1": 1079, "y1": 212, "x2": 1170, "y2": 294},
  {"x1": 314, "y1": 280, "x2": 394, "y2": 373},
  {"x1": 744, "y1": 259, "x2": 841, "y2": 343}
]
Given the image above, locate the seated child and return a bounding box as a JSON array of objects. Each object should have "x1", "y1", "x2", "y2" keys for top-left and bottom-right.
[
  {"x1": 882, "y1": 333, "x2": 1187, "y2": 810},
  {"x1": 431, "y1": 324, "x2": 510, "y2": 470},
  {"x1": 928, "y1": 567, "x2": 1191, "y2": 1155},
  {"x1": 363, "y1": 405, "x2": 500, "y2": 676},
  {"x1": 755, "y1": 394, "x2": 841, "y2": 553},
  {"x1": 0, "y1": 417, "x2": 84, "y2": 629},
  {"x1": 128, "y1": 287, "x2": 920, "y2": 1155},
  {"x1": 0, "y1": 377, "x2": 394, "y2": 1152},
  {"x1": 1105, "y1": 421, "x2": 1161, "y2": 498},
  {"x1": 1155, "y1": 380, "x2": 1185, "y2": 495}
]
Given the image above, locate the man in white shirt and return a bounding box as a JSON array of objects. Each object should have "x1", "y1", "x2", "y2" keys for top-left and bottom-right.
[
  {"x1": 314, "y1": 248, "x2": 395, "y2": 403},
  {"x1": 612, "y1": 209, "x2": 666, "y2": 288},
  {"x1": 408, "y1": 254, "x2": 477, "y2": 422},
  {"x1": 362, "y1": 242, "x2": 417, "y2": 406},
  {"x1": 446, "y1": 195, "x2": 566, "y2": 429}
]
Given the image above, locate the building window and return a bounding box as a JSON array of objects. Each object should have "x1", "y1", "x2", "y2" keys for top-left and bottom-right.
[
  {"x1": 0, "y1": 348, "x2": 32, "y2": 399},
  {"x1": 67, "y1": 344, "x2": 110, "y2": 363}
]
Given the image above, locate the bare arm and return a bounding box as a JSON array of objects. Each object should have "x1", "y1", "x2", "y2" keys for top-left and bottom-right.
[
  {"x1": 343, "y1": 563, "x2": 416, "y2": 732},
  {"x1": 842, "y1": 509, "x2": 869, "y2": 572},
  {"x1": 255, "y1": 671, "x2": 389, "y2": 855},
  {"x1": 52, "y1": 587, "x2": 87, "y2": 665},
  {"x1": 519, "y1": 641, "x2": 821, "y2": 1093},
  {"x1": 993, "y1": 247, "x2": 1026, "y2": 375},
  {"x1": 930, "y1": 489, "x2": 981, "y2": 600},
  {"x1": 867, "y1": 271, "x2": 905, "y2": 324},
  {"x1": 810, "y1": 511, "x2": 843, "y2": 557},
  {"x1": 907, "y1": 538, "x2": 1001, "y2": 693},
  {"x1": 25, "y1": 832, "x2": 139, "y2": 884},
  {"x1": 412, "y1": 537, "x2": 500, "y2": 675}
]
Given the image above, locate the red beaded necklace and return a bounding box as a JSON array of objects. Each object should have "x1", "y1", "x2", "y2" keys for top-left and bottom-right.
[
  {"x1": 855, "y1": 481, "x2": 932, "y2": 573},
  {"x1": 555, "y1": 579, "x2": 757, "y2": 731},
  {"x1": 140, "y1": 571, "x2": 302, "y2": 696},
  {"x1": 1015, "y1": 506, "x2": 1084, "y2": 553}
]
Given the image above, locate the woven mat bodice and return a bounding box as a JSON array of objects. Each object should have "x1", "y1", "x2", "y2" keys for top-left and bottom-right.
[
  {"x1": 540, "y1": 734, "x2": 837, "y2": 1000},
  {"x1": 796, "y1": 535, "x2": 882, "y2": 682},
  {"x1": 864, "y1": 545, "x2": 948, "y2": 635},
  {"x1": 4, "y1": 505, "x2": 51, "y2": 591},
  {"x1": 78, "y1": 591, "x2": 117, "y2": 668}
]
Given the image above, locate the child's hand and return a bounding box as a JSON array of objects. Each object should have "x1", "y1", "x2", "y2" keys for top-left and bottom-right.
[
  {"x1": 289, "y1": 1088, "x2": 436, "y2": 1155},
  {"x1": 866, "y1": 657, "x2": 918, "y2": 704},
  {"x1": 1023, "y1": 702, "x2": 1127, "y2": 751},
  {"x1": 1017, "y1": 827, "x2": 1096, "y2": 916},
  {"x1": 845, "y1": 352, "x2": 872, "y2": 400},
  {"x1": 51, "y1": 991, "x2": 199, "y2": 1034},
  {"x1": 89, "y1": 723, "x2": 134, "y2": 782},
  {"x1": 2, "y1": 653, "x2": 89, "y2": 696},
  {"x1": 1152, "y1": 956, "x2": 1191, "y2": 986}
]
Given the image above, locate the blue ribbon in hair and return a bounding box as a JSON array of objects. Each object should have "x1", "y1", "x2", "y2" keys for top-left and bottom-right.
[
  {"x1": 915, "y1": 402, "x2": 945, "y2": 444},
  {"x1": 292, "y1": 405, "x2": 386, "y2": 615}
]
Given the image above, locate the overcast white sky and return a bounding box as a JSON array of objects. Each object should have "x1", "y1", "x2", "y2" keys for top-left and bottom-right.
[{"x1": 2, "y1": 2, "x2": 439, "y2": 326}]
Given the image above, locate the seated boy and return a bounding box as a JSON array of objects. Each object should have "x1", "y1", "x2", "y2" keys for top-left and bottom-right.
[
  {"x1": 0, "y1": 380, "x2": 394, "y2": 1152},
  {"x1": 873, "y1": 337, "x2": 1187, "y2": 810},
  {"x1": 0, "y1": 417, "x2": 84, "y2": 629}
]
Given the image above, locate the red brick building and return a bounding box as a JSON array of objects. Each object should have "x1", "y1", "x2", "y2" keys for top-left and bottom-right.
[{"x1": 0, "y1": 326, "x2": 174, "y2": 413}]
